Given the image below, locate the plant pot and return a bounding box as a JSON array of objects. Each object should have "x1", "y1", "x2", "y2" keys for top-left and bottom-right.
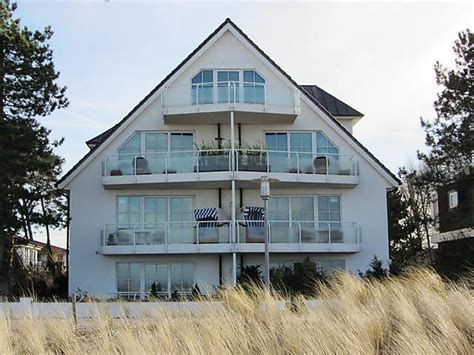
[
  {"x1": 110, "y1": 169, "x2": 122, "y2": 176},
  {"x1": 238, "y1": 153, "x2": 267, "y2": 172}
]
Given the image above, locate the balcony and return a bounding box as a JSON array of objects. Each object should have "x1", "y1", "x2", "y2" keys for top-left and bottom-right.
[
  {"x1": 99, "y1": 221, "x2": 360, "y2": 255},
  {"x1": 102, "y1": 150, "x2": 359, "y2": 189},
  {"x1": 236, "y1": 221, "x2": 360, "y2": 253},
  {"x1": 161, "y1": 82, "x2": 299, "y2": 124},
  {"x1": 101, "y1": 222, "x2": 233, "y2": 255}
]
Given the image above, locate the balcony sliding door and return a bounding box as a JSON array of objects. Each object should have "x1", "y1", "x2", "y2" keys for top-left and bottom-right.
[
  {"x1": 217, "y1": 71, "x2": 239, "y2": 103},
  {"x1": 265, "y1": 132, "x2": 312, "y2": 173},
  {"x1": 268, "y1": 196, "x2": 339, "y2": 244},
  {"x1": 144, "y1": 133, "x2": 167, "y2": 174},
  {"x1": 317, "y1": 196, "x2": 342, "y2": 243},
  {"x1": 169, "y1": 133, "x2": 194, "y2": 173},
  {"x1": 143, "y1": 197, "x2": 167, "y2": 245},
  {"x1": 169, "y1": 197, "x2": 194, "y2": 244}
]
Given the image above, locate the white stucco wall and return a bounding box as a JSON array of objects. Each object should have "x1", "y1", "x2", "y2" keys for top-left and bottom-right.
[{"x1": 64, "y1": 25, "x2": 394, "y2": 297}]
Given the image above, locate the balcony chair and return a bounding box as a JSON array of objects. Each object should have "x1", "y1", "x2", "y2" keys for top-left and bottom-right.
[
  {"x1": 194, "y1": 208, "x2": 227, "y2": 243},
  {"x1": 314, "y1": 156, "x2": 328, "y2": 174},
  {"x1": 133, "y1": 156, "x2": 150, "y2": 175},
  {"x1": 240, "y1": 206, "x2": 265, "y2": 243}
]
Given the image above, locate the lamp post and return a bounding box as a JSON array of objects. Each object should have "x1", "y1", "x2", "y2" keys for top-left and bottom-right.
[{"x1": 260, "y1": 176, "x2": 271, "y2": 286}]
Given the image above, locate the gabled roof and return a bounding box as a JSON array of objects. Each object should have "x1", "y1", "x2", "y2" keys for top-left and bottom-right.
[
  {"x1": 301, "y1": 85, "x2": 363, "y2": 118},
  {"x1": 59, "y1": 18, "x2": 399, "y2": 186},
  {"x1": 86, "y1": 84, "x2": 363, "y2": 149}
]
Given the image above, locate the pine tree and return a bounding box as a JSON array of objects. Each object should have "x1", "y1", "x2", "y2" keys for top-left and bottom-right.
[
  {"x1": 0, "y1": 2, "x2": 68, "y2": 273},
  {"x1": 419, "y1": 29, "x2": 474, "y2": 183}
]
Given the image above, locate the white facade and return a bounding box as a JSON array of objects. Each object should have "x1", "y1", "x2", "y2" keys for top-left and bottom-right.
[{"x1": 59, "y1": 20, "x2": 398, "y2": 298}]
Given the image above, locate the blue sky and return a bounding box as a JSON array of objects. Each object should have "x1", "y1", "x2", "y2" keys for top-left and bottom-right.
[{"x1": 14, "y1": 1, "x2": 473, "y2": 246}]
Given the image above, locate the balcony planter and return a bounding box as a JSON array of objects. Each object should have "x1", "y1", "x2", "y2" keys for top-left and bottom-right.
[
  {"x1": 197, "y1": 155, "x2": 229, "y2": 172},
  {"x1": 238, "y1": 152, "x2": 267, "y2": 172},
  {"x1": 110, "y1": 169, "x2": 123, "y2": 176}
]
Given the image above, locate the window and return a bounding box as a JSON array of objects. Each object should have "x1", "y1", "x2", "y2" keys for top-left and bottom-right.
[
  {"x1": 269, "y1": 197, "x2": 290, "y2": 221},
  {"x1": 116, "y1": 263, "x2": 141, "y2": 294},
  {"x1": 116, "y1": 132, "x2": 194, "y2": 175},
  {"x1": 144, "y1": 197, "x2": 167, "y2": 228},
  {"x1": 318, "y1": 196, "x2": 341, "y2": 223},
  {"x1": 268, "y1": 196, "x2": 340, "y2": 224},
  {"x1": 265, "y1": 133, "x2": 288, "y2": 152},
  {"x1": 116, "y1": 196, "x2": 193, "y2": 228},
  {"x1": 170, "y1": 133, "x2": 193, "y2": 152},
  {"x1": 145, "y1": 264, "x2": 168, "y2": 294},
  {"x1": 291, "y1": 197, "x2": 314, "y2": 223},
  {"x1": 119, "y1": 132, "x2": 141, "y2": 156},
  {"x1": 190, "y1": 69, "x2": 266, "y2": 105},
  {"x1": 144, "y1": 133, "x2": 167, "y2": 154},
  {"x1": 192, "y1": 70, "x2": 213, "y2": 104},
  {"x1": 243, "y1": 70, "x2": 265, "y2": 104},
  {"x1": 117, "y1": 262, "x2": 194, "y2": 297},
  {"x1": 448, "y1": 190, "x2": 458, "y2": 209},
  {"x1": 171, "y1": 263, "x2": 194, "y2": 292},
  {"x1": 117, "y1": 196, "x2": 141, "y2": 228},
  {"x1": 217, "y1": 71, "x2": 240, "y2": 103},
  {"x1": 316, "y1": 132, "x2": 338, "y2": 156},
  {"x1": 317, "y1": 259, "x2": 345, "y2": 275}
]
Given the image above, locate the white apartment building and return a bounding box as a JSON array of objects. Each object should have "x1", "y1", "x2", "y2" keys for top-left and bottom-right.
[{"x1": 58, "y1": 19, "x2": 399, "y2": 298}]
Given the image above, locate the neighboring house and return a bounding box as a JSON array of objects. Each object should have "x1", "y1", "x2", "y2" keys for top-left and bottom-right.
[
  {"x1": 431, "y1": 167, "x2": 474, "y2": 244},
  {"x1": 14, "y1": 237, "x2": 67, "y2": 271},
  {"x1": 58, "y1": 19, "x2": 398, "y2": 299}
]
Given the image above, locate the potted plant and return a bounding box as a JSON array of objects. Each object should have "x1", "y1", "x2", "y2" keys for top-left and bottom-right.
[
  {"x1": 196, "y1": 140, "x2": 230, "y2": 172},
  {"x1": 110, "y1": 169, "x2": 122, "y2": 176}
]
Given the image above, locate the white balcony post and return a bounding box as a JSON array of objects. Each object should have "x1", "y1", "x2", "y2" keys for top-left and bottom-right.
[
  {"x1": 196, "y1": 222, "x2": 200, "y2": 245},
  {"x1": 298, "y1": 222, "x2": 302, "y2": 244},
  {"x1": 328, "y1": 222, "x2": 331, "y2": 244},
  {"x1": 296, "y1": 153, "x2": 300, "y2": 175}
]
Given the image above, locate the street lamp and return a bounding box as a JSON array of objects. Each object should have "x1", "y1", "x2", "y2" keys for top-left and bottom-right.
[{"x1": 259, "y1": 176, "x2": 277, "y2": 286}]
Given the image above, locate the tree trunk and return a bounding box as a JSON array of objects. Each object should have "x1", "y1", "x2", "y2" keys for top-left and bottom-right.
[{"x1": 40, "y1": 197, "x2": 55, "y2": 274}]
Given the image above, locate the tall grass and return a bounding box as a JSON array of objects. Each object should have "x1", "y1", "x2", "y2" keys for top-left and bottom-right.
[{"x1": 0, "y1": 269, "x2": 472, "y2": 354}]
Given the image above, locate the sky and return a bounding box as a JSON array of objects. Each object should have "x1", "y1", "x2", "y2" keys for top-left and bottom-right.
[{"x1": 14, "y1": 1, "x2": 473, "y2": 247}]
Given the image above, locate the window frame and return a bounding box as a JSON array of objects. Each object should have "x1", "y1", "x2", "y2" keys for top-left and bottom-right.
[
  {"x1": 190, "y1": 68, "x2": 266, "y2": 105},
  {"x1": 115, "y1": 195, "x2": 195, "y2": 229},
  {"x1": 118, "y1": 131, "x2": 195, "y2": 156},
  {"x1": 268, "y1": 194, "x2": 343, "y2": 227},
  {"x1": 264, "y1": 131, "x2": 339, "y2": 156},
  {"x1": 448, "y1": 190, "x2": 458, "y2": 210},
  {"x1": 116, "y1": 262, "x2": 196, "y2": 298}
]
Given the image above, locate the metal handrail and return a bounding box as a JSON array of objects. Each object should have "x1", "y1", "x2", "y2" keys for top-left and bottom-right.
[
  {"x1": 234, "y1": 220, "x2": 359, "y2": 245},
  {"x1": 162, "y1": 81, "x2": 296, "y2": 108},
  {"x1": 103, "y1": 150, "x2": 358, "y2": 177},
  {"x1": 104, "y1": 221, "x2": 233, "y2": 246}
]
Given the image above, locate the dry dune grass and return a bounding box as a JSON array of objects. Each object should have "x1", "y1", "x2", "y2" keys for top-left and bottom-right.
[{"x1": 0, "y1": 269, "x2": 472, "y2": 354}]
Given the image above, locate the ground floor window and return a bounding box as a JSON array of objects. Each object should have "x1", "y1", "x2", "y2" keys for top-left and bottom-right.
[
  {"x1": 269, "y1": 258, "x2": 345, "y2": 276},
  {"x1": 116, "y1": 262, "x2": 195, "y2": 298}
]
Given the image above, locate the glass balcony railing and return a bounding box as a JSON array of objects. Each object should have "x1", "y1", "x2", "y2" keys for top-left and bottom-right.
[
  {"x1": 101, "y1": 221, "x2": 360, "y2": 248},
  {"x1": 162, "y1": 82, "x2": 297, "y2": 110},
  {"x1": 235, "y1": 150, "x2": 358, "y2": 176},
  {"x1": 103, "y1": 150, "x2": 231, "y2": 177},
  {"x1": 103, "y1": 150, "x2": 358, "y2": 177},
  {"x1": 102, "y1": 221, "x2": 232, "y2": 247},
  {"x1": 236, "y1": 221, "x2": 360, "y2": 244}
]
